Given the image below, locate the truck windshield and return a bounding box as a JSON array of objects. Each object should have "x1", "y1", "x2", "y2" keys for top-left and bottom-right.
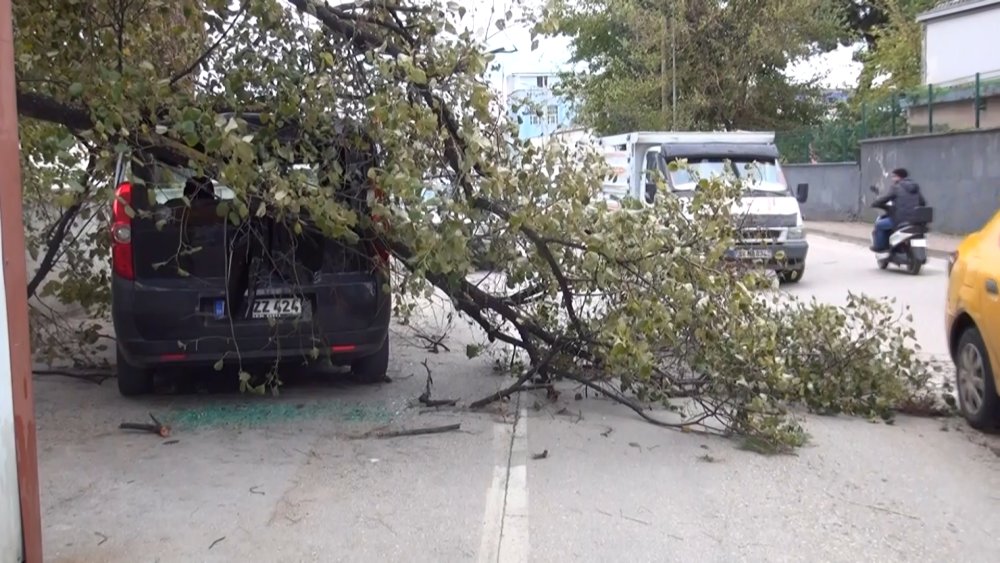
[{"x1": 669, "y1": 157, "x2": 785, "y2": 192}]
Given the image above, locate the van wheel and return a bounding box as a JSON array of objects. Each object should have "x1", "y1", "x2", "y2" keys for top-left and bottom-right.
[
  {"x1": 117, "y1": 349, "x2": 154, "y2": 397},
  {"x1": 778, "y1": 268, "x2": 804, "y2": 284},
  {"x1": 351, "y1": 338, "x2": 390, "y2": 383},
  {"x1": 956, "y1": 328, "x2": 1000, "y2": 430}
]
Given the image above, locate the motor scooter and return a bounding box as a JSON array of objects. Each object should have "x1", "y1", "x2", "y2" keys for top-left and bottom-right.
[{"x1": 868, "y1": 185, "x2": 934, "y2": 275}]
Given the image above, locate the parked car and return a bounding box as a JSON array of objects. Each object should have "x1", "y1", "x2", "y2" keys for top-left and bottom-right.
[
  {"x1": 110, "y1": 124, "x2": 391, "y2": 396},
  {"x1": 946, "y1": 209, "x2": 1000, "y2": 428}
]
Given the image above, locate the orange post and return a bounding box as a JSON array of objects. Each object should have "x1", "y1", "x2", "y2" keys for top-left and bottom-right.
[{"x1": 0, "y1": 0, "x2": 44, "y2": 561}]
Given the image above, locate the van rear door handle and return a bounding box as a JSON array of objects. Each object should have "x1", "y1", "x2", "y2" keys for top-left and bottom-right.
[{"x1": 987, "y1": 279, "x2": 999, "y2": 295}]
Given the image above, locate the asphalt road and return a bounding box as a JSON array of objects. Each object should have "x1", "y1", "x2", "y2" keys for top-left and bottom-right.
[{"x1": 34, "y1": 235, "x2": 1000, "y2": 563}]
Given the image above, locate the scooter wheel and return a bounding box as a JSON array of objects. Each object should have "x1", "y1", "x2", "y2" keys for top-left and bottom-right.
[{"x1": 877, "y1": 259, "x2": 889, "y2": 270}]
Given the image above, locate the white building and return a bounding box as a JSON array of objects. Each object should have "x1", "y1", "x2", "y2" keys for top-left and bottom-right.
[
  {"x1": 910, "y1": 0, "x2": 1000, "y2": 130},
  {"x1": 503, "y1": 72, "x2": 575, "y2": 139}
]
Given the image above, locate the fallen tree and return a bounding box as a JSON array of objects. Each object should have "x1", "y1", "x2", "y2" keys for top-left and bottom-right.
[{"x1": 14, "y1": 0, "x2": 937, "y2": 448}]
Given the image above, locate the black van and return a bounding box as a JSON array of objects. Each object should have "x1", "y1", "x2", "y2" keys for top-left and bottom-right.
[{"x1": 110, "y1": 122, "x2": 391, "y2": 396}]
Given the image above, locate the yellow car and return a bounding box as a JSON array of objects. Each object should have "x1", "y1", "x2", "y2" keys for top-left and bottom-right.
[{"x1": 946, "y1": 210, "x2": 1000, "y2": 428}]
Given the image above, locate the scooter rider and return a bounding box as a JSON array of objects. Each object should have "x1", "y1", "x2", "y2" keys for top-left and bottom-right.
[{"x1": 870, "y1": 168, "x2": 927, "y2": 252}]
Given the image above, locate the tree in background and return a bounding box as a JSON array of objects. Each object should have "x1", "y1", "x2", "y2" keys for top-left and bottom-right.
[
  {"x1": 854, "y1": 0, "x2": 937, "y2": 99},
  {"x1": 546, "y1": 0, "x2": 843, "y2": 135}
]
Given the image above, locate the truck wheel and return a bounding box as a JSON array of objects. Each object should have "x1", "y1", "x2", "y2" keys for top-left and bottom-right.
[
  {"x1": 956, "y1": 328, "x2": 1000, "y2": 430},
  {"x1": 117, "y1": 348, "x2": 154, "y2": 397},
  {"x1": 351, "y1": 338, "x2": 390, "y2": 384},
  {"x1": 778, "y1": 268, "x2": 804, "y2": 284}
]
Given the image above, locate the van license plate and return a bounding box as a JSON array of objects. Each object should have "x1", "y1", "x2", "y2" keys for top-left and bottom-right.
[
  {"x1": 251, "y1": 297, "x2": 303, "y2": 319},
  {"x1": 734, "y1": 249, "x2": 772, "y2": 260}
]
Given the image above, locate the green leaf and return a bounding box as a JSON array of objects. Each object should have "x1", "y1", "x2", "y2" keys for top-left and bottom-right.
[
  {"x1": 466, "y1": 344, "x2": 481, "y2": 359},
  {"x1": 68, "y1": 82, "x2": 83, "y2": 97},
  {"x1": 407, "y1": 66, "x2": 428, "y2": 85}
]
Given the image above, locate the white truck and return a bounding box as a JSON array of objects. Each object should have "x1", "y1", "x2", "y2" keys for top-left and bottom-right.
[{"x1": 597, "y1": 131, "x2": 810, "y2": 283}]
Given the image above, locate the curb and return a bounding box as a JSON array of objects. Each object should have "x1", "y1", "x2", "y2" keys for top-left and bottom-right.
[{"x1": 806, "y1": 227, "x2": 953, "y2": 260}]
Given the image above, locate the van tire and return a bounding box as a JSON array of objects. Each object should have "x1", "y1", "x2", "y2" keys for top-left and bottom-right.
[
  {"x1": 117, "y1": 349, "x2": 154, "y2": 397},
  {"x1": 351, "y1": 338, "x2": 390, "y2": 383}
]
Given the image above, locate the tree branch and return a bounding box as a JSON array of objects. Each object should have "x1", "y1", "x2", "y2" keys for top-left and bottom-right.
[
  {"x1": 170, "y1": 2, "x2": 249, "y2": 86},
  {"x1": 27, "y1": 151, "x2": 99, "y2": 298}
]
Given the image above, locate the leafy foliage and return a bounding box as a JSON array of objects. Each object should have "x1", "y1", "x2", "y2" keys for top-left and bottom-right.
[
  {"x1": 546, "y1": 0, "x2": 843, "y2": 134},
  {"x1": 14, "y1": 0, "x2": 935, "y2": 448},
  {"x1": 855, "y1": 0, "x2": 938, "y2": 97}
]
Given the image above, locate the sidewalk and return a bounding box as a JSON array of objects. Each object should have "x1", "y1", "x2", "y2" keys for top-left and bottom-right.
[{"x1": 805, "y1": 221, "x2": 962, "y2": 258}]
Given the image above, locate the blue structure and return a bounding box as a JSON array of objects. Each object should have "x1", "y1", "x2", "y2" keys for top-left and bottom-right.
[{"x1": 505, "y1": 72, "x2": 575, "y2": 140}]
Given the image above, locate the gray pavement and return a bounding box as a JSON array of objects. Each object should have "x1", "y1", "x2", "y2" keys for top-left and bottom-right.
[{"x1": 34, "y1": 234, "x2": 1000, "y2": 563}]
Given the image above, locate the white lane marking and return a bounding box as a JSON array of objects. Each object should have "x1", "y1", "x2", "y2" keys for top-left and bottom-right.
[
  {"x1": 479, "y1": 425, "x2": 509, "y2": 563},
  {"x1": 499, "y1": 409, "x2": 529, "y2": 563},
  {"x1": 478, "y1": 405, "x2": 529, "y2": 563}
]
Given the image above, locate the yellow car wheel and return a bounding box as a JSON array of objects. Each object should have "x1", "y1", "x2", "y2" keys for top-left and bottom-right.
[{"x1": 956, "y1": 327, "x2": 1000, "y2": 430}]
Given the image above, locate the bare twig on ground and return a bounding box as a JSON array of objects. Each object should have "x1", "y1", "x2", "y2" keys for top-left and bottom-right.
[
  {"x1": 469, "y1": 345, "x2": 561, "y2": 409},
  {"x1": 413, "y1": 331, "x2": 450, "y2": 353},
  {"x1": 94, "y1": 532, "x2": 108, "y2": 546},
  {"x1": 362, "y1": 423, "x2": 462, "y2": 439},
  {"x1": 119, "y1": 413, "x2": 171, "y2": 438},
  {"x1": 824, "y1": 491, "x2": 920, "y2": 520},
  {"x1": 34, "y1": 368, "x2": 113, "y2": 385},
  {"x1": 417, "y1": 360, "x2": 458, "y2": 407},
  {"x1": 209, "y1": 536, "x2": 226, "y2": 550}
]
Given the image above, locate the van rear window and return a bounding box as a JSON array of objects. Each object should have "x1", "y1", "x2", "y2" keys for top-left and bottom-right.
[{"x1": 145, "y1": 164, "x2": 236, "y2": 206}]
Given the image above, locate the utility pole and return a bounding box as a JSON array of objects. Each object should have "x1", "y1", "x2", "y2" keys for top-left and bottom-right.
[
  {"x1": 661, "y1": 1, "x2": 679, "y2": 130},
  {"x1": 661, "y1": 11, "x2": 670, "y2": 128},
  {"x1": 671, "y1": 8, "x2": 676, "y2": 129}
]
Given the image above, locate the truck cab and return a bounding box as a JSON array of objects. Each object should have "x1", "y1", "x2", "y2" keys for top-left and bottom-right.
[{"x1": 598, "y1": 131, "x2": 809, "y2": 283}]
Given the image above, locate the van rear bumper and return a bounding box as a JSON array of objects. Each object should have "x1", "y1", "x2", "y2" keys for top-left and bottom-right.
[
  {"x1": 725, "y1": 240, "x2": 808, "y2": 271},
  {"x1": 112, "y1": 276, "x2": 390, "y2": 369},
  {"x1": 117, "y1": 325, "x2": 388, "y2": 369}
]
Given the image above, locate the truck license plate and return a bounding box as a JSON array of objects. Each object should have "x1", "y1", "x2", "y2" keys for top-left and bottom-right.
[
  {"x1": 734, "y1": 249, "x2": 772, "y2": 260},
  {"x1": 251, "y1": 297, "x2": 303, "y2": 319}
]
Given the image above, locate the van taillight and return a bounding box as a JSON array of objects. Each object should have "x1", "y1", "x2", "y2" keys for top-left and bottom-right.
[{"x1": 111, "y1": 182, "x2": 135, "y2": 280}]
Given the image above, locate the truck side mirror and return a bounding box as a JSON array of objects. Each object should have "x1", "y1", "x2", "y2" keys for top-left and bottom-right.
[{"x1": 795, "y1": 183, "x2": 809, "y2": 203}]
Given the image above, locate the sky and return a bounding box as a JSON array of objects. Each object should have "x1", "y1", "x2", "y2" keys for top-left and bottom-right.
[{"x1": 456, "y1": 0, "x2": 863, "y2": 91}]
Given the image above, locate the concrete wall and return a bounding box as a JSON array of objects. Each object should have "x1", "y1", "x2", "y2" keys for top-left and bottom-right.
[
  {"x1": 860, "y1": 128, "x2": 1000, "y2": 234},
  {"x1": 783, "y1": 162, "x2": 862, "y2": 221}
]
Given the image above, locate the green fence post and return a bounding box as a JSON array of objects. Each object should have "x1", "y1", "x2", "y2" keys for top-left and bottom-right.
[
  {"x1": 928, "y1": 84, "x2": 934, "y2": 133},
  {"x1": 861, "y1": 101, "x2": 868, "y2": 139},
  {"x1": 841, "y1": 126, "x2": 848, "y2": 161},
  {"x1": 975, "y1": 72, "x2": 982, "y2": 129},
  {"x1": 890, "y1": 93, "x2": 897, "y2": 136}
]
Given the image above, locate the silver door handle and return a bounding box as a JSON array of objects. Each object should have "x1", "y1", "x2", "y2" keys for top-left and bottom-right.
[{"x1": 987, "y1": 279, "x2": 999, "y2": 295}]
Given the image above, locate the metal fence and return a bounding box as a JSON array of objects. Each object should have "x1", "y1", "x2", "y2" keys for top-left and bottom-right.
[{"x1": 777, "y1": 70, "x2": 1000, "y2": 164}]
